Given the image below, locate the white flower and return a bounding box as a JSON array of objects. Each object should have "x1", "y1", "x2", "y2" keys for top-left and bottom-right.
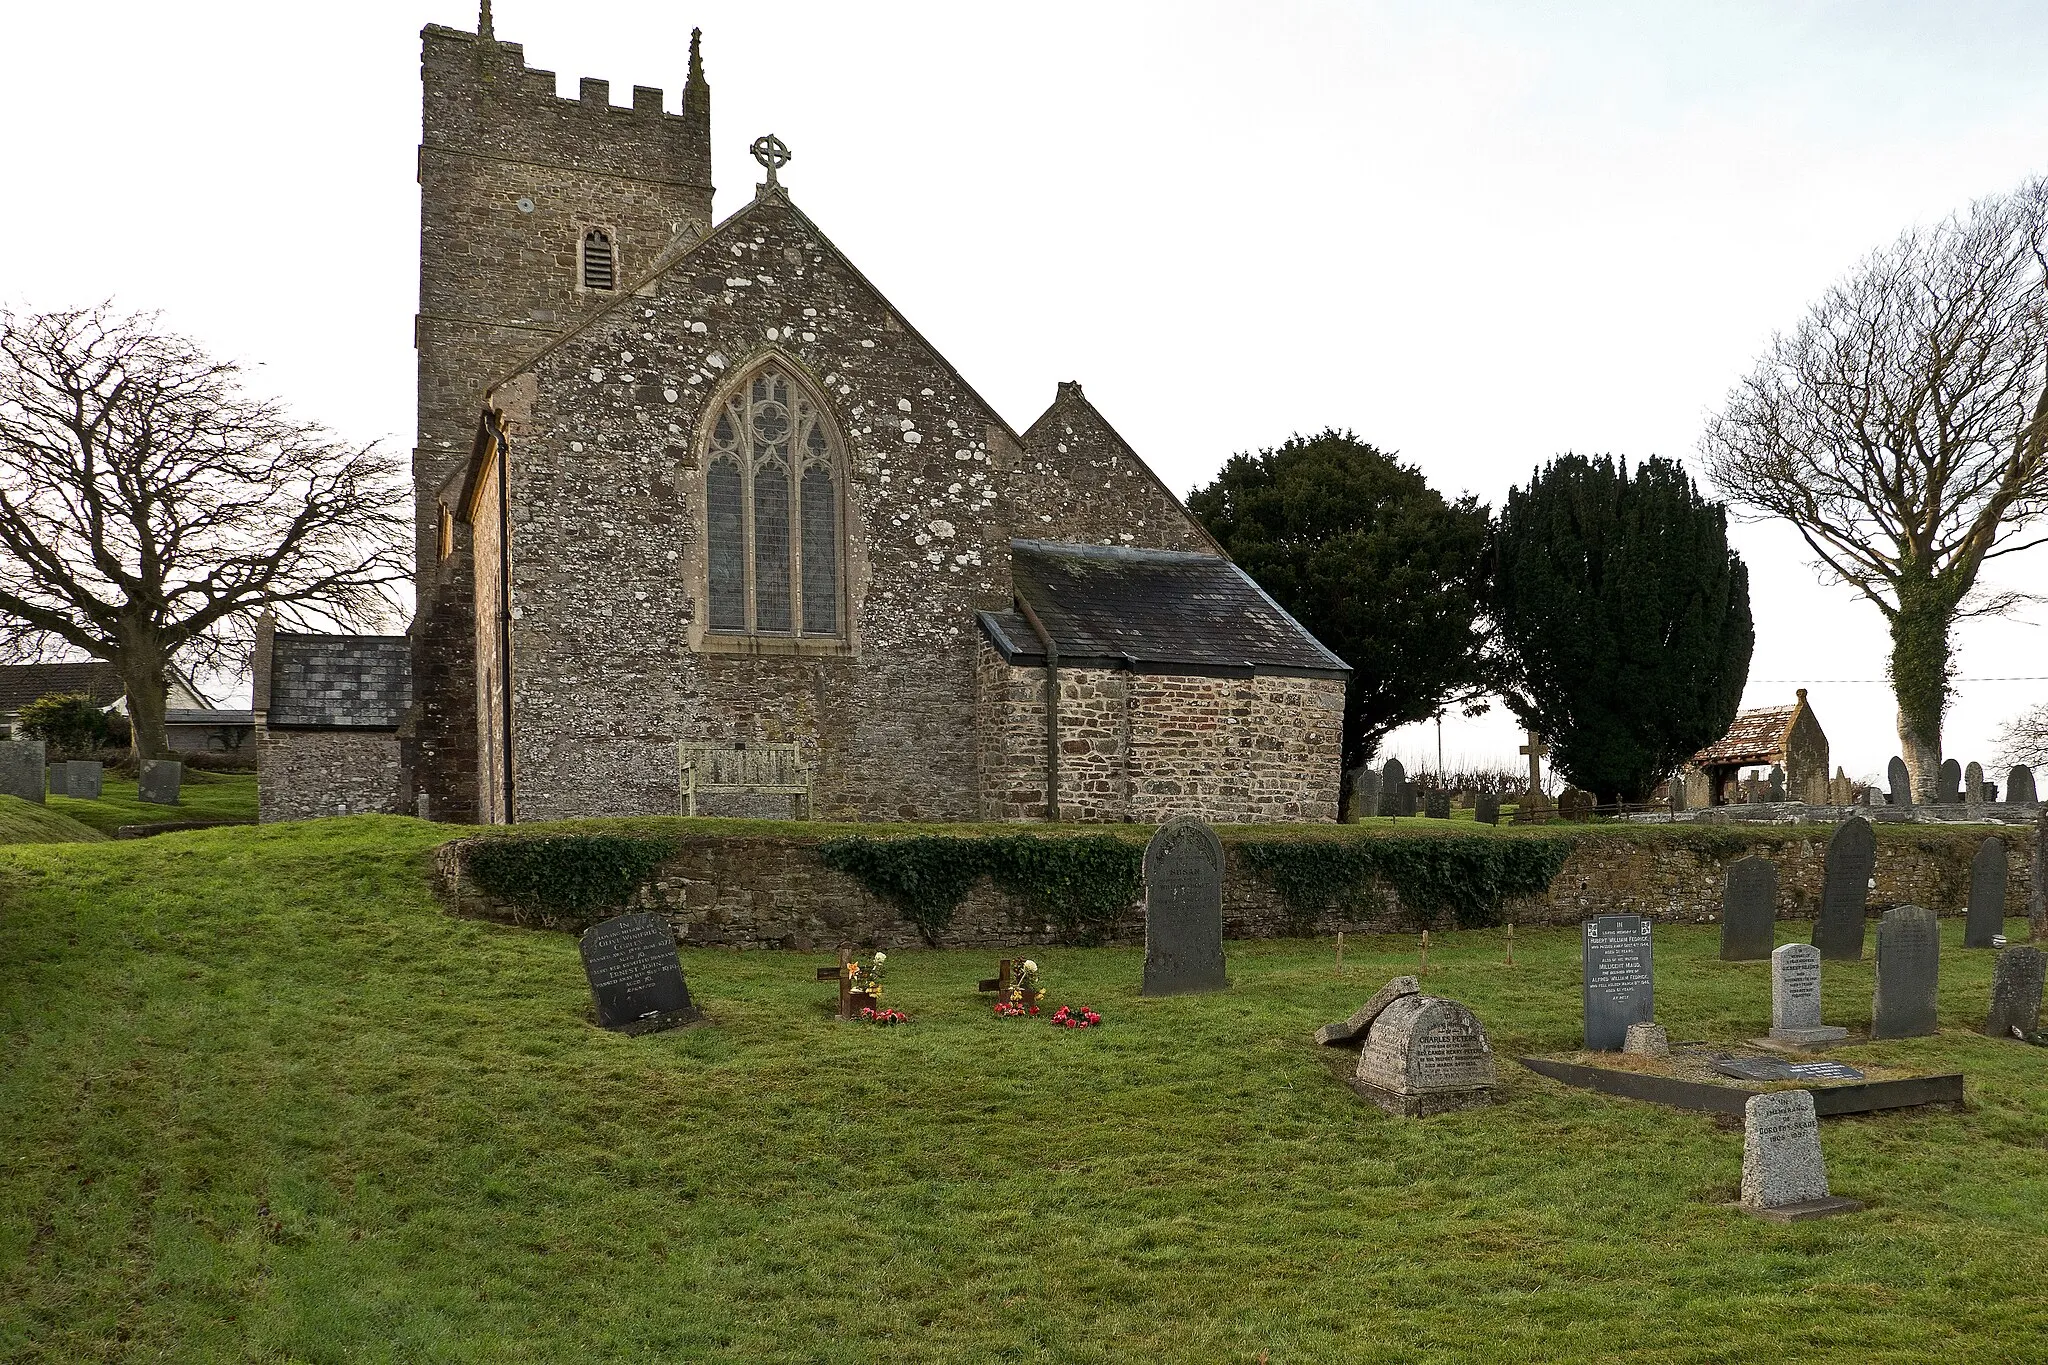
[
  {"x1": 1021, "y1": 960, "x2": 1037, "y2": 973},
  {"x1": 873, "y1": 951, "x2": 887, "y2": 964}
]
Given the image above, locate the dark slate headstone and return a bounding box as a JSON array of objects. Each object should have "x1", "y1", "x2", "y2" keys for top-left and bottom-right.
[
  {"x1": 1767, "y1": 765, "x2": 1786, "y2": 803},
  {"x1": 1964, "y1": 836, "x2": 2007, "y2": 949},
  {"x1": 1887, "y1": 757, "x2": 1912, "y2": 807},
  {"x1": 138, "y1": 758, "x2": 182, "y2": 807},
  {"x1": 1398, "y1": 780, "x2": 1420, "y2": 818},
  {"x1": 1813, "y1": 816, "x2": 1875, "y2": 961},
  {"x1": 2009, "y1": 765, "x2": 2037, "y2": 805},
  {"x1": 578, "y1": 911, "x2": 698, "y2": 1034},
  {"x1": 1715, "y1": 1056, "x2": 1864, "y2": 1083},
  {"x1": 1140, "y1": 816, "x2": 1226, "y2": 996},
  {"x1": 1475, "y1": 792, "x2": 1501, "y2": 826},
  {"x1": 1581, "y1": 914, "x2": 1654, "y2": 1050},
  {"x1": 1424, "y1": 790, "x2": 1450, "y2": 819},
  {"x1": 1985, "y1": 946, "x2": 2044, "y2": 1039},
  {"x1": 53, "y1": 760, "x2": 103, "y2": 799},
  {"x1": 1720, "y1": 855, "x2": 1777, "y2": 961},
  {"x1": 1937, "y1": 758, "x2": 1962, "y2": 805},
  {"x1": 1377, "y1": 759, "x2": 1406, "y2": 817},
  {"x1": 1348, "y1": 766, "x2": 1382, "y2": 822},
  {"x1": 1871, "y1": 904, "x2": 1939, "y2": 1040},
  {"x1": 0, "y1": 739, "x2": 45, "y2": 804}
]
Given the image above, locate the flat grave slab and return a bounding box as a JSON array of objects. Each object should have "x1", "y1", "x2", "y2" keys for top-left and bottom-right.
[{"x1": 1519, "y1": 1044, "x2": 1961, "y2": 1118}]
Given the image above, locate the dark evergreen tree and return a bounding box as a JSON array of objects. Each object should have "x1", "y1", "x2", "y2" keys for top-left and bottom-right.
[
  {"x1": 1484, "y1": 455, "x2": 1753, "y2": 804},
  {"x1": 1189, "y1": 430, "x2": 1489, "y2": 794}
]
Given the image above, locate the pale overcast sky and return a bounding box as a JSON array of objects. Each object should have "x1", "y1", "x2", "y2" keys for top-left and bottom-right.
[{"x1": 4, "y1": 1, "x2": 2045, "y2": 784}]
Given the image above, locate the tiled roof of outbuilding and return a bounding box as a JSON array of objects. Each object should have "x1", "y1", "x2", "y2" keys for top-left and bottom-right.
[
  {"x1": 0, "y1": 661, "x2": 126, "y2": 715},
  {"x1": 265, "y1": 634, "x2": 412, "y2": 729},
  {"x1": 979, "y1": 540, "x2": 1349, "y2": 678},
  {"x1": 1689, "y1": 704, "x2": 1798, "y2": 767}
]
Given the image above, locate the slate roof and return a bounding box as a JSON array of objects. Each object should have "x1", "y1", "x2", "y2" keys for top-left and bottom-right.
[
  {"x1": 0, "y1": 661, "x2": 126, "y2": 716},
  {"x1": 265, "y1": 634, "x2": 413, "y2": 729},
  {"x1": 166, "y1": 709, "x2": 256, "y2": 727},
  {"x1": 1689, "y1": 704, "x2": 1798, "y2": 767},
  {"x1": 978, "y1": 540, "x2": 1348, "y2": 679}
]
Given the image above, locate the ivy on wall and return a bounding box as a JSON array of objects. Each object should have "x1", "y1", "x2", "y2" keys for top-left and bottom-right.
[
  {"x1": 1238, "y1": 835, "x2": 1578, "y2": 929},
  {"x1": 818, "y1": 834, "x2": 1144, "y2": 945},
  {"x1": 466, "y1": 834, "x2": 675, "y2": 924}
]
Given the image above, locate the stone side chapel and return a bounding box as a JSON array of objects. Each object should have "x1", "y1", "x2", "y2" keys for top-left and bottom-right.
[{"x1": 255, "y1": 12, "x2": 1347, "y2": 825}]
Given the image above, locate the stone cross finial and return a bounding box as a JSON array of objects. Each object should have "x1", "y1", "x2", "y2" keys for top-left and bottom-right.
[
  {"x1": 479, "y1": 0, "x2": 493, "y2": 39},
  {"x1": 751, "y1": 134, "x2": 792, "y2": 186}
]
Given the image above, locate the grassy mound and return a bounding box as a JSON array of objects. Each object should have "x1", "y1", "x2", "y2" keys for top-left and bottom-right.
[
  {"x1": 0, "y1": 795, "x2": 108, "y2": 844},
  {"x1": 44, "y1": 770, "x2": 257, "y2": 835},
  {"x1": 2, "y1": 818, "x2": 2045, "y2": 1361}
]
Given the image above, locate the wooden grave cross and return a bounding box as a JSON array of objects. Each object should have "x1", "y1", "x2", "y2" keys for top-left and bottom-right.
[
  {"x1": 977, "y1": 959, "x2": 1016, "y2": 996},
  {"x1": 814, "y1": 946, "x2": 860, "y2": 1020}
]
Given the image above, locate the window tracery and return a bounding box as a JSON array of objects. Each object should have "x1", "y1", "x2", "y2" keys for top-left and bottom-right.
[{"x1": 704, "y1": 364, "x2": 842, "y2": 640}]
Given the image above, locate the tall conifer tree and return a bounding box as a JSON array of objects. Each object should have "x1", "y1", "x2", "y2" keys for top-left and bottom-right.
[{"x1": 1485, "y1": 455, "x2": 1752, "y2": 804}]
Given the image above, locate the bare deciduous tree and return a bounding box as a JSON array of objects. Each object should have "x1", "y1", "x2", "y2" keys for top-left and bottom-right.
[
  {"x1": 1996, "y1": 701, "x2": 2048, "y2": 770},
  {"x1": 0, "y1": 305, "x2": 408, "y2": 758},
  {"x1": 1702, "y1": 176, "x2": 2048, "y2": 799}
]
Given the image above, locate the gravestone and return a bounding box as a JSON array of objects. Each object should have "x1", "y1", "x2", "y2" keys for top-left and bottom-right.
[
  {"x1": 1769, "y1": 943, "x2": 1846, "y2": 1045},
  {"x1": 577, "y1": 911, "x2": 699, "y2": 1034},
  {"x1": 52, "y1": 760, "x2": 103, "y2": 799},
  {"x1": 1871, "y1": 904, "x2": 1939, "y2": 1040},
  {"x1": 1937, "y1": 759, "x2": 1961, "y2": 805},
  {"x1": 1475, "y1": 792, "x2": 1501, "y2": 825},
  {"x1": 1377, "y1": 759, "x2": 1406, "y2": 817},
  {"x1": 2008, "y1": 765, "x2": 2037, "y2": 805},
  {"x1": 1559, "y1": 789, "x2": 1596, "y2": 822},
  {"x1": 1351, "y1": 993, "x2": 1496, "y2": 1116},
  {"x1": 1348, "y1": 766, "x2": 1382, "y2": 822},
  {"x1": 1812, "y1": 816, "x2": 1875, "y2": 961},
  {"x1": 1717, "y1": 1056, "x2": 1863, "y2": 1082},
  {"x1": 1140, "y1": 816, "x2": 1226, "y2": 996},
  {"x1": 1767, "y1": 766, "x2": 1786, "y2": 802},
  {"x1": 1965, "y1": 762, "x2": 1985, "y2": 810},
  {"x1": 0, "y1": 739, "x2": 45, "y2": 804},
  {"x1": 1719, "y1": 855, "x2": 1778, "y2": 961},
  {"x1": 1985, "y1": 946, "x2": 2044, "y2": 1040},
  {"x1": 1314, "y1": 974, "x2": 1419, "y2": 1046},
  {"x1": 1398, "y1": 780, "x2": 1419, "y2": 818},
  {"x1": 1741, "y1": 1089, "x2": 1861, "y2": 1221},
  {"x1": 2035, "y1": 811, "x2": 2048, "y2": 941},
  {"x1": 1423, "y1": 790, "x2": 1450, "y2": 820},
  {"x1": 1668, "y1": 777, "x2": 1688, "y2": 812},
  {"x1": 138, "y1": 759, "x2": 182, "y2": 806},
  {"x1": 1581, "y1": 914, "x2": 1654, "y2": 1050},
  {"x1": 1887, "y1": 757, "x2": 1912, "y2": 807},
  {"x1": 1964, "y1": 836, "x2": 2007, "y2": 949}
]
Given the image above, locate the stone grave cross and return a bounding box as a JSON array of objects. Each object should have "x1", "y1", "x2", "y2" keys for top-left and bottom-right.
[{"x1": 1520, "y1": 731, "x2": 1549, "y2": 800}]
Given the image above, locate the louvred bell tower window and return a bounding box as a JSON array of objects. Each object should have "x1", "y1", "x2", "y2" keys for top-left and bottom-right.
[
  {"x1": 581, "y1": 228, "x2": 616, "y2": 291},
  {"x1": 704, "y1": 363, "x2": 844, "y2": 640}
]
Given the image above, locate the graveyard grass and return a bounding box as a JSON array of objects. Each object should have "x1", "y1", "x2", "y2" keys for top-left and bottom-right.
[
  {"x1": 41, "y1": 770, "x2": 258, "y2": 835},
  {"x1": 5, "y1": 820, "x2": 2047, "y2": 1363}
]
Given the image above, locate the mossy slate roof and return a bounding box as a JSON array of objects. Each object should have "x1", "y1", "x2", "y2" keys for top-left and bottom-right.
[
  {"x1": 0, "y1": 661, "x2": 126, "y2": 716},
  {"x1": 266, "y1": 634, "x2": 412, "y2": 730},
  {"x1": 978, "y1": 540, "x2": 1349, "y2": 679}
]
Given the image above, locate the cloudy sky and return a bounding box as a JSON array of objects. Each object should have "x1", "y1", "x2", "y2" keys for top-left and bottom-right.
[{"x1": 5, "y1": 1, "x2": 2046, "y2": 784}]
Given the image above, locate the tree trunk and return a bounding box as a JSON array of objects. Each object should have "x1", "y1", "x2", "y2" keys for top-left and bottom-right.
[
  {"x1": 1888, "y1": 575, "x2": 1953, "y2": 804},
  {"x1": 114, "y1": 640, "x2": 172, "y2": 761}
]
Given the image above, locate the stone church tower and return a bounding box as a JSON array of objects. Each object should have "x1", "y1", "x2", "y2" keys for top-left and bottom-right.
[{"x1": 408, "y1": 8, "x2": 713, "y2": 821}]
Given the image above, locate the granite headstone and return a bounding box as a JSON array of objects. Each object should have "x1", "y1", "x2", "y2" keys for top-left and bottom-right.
[
  {"x1": 1377, "y1": 759, "x2": 1406, "y2": 817},
  {"x1": 1581, "y1": 914, "x2": 1654, "y2": 1050},
  {"x1": 1813, "y1": 815, "x2": 1875, "y2": 961},
  {"x1": 1349, "y1": 766, "x2": 1382, "y2": 823},
  {"x1": 138, "y1": 758, "x2": 182, "y2": 806},
  {"x1": 1984, "y1": 946, "x2": 2044, "y2": 1040},
  {"x1": 1475, "y1": 792, "x2": 1501, "y2": 826},
  {"x1": 1871, "y1": 904, "x2": 1939, "y2": 1040},
  {"x1": 1351, "y1": 994, "x2": 1497, "y2": 1116},
  {"x1": 0, "y1": 739, "x2": 45, "y2": 804},
  {"x1": 1769, "y1": 943, "x2": 1846, "y2": 1045},
  {"x1": 2007, "y1": 764, "x2": 2037, "y2": 806},
  {"x1": 1720, "y1": 855, "x2": 1777, "y2": 961},
  {"x1": 1140, "y1": 816, "x2": 1227, "y2": 996},
  {"x1": 1937, "y1": 758, "x2": 1962, "y2": 805},
  {"x1": 1887, "y1": 757, "x2": 1912, "y2": 807},
  {"x1": 1768, "y1": 765, "x2": 1786, "y2": 802},
  {"x1": 1964, "y1": 762, "x2": 1985, "y2": 809},
  {"x1": 1423, "y1": 790, "x2": 1450, "y2": 819},
  {"x1": 1314, "y1": 974, "x2": 1419, "y2": 1046},
  {"x1": 1964, "y1": 836, "x2": 2007, "y2": 949},
  {"x1": 577, "y1": 911, "x2": 698, "y2": 1034},
  {"x1": 53, "y1": 760, "x2": 103, "y2": 799},
  {"x1": 1741, "y1": 1089, "x2": 1860, "y2": 1220}
]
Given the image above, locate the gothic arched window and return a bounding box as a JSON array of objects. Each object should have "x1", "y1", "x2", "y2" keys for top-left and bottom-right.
[{"x1": 704, "y1": 365, "x2": 843, "y2": 639}]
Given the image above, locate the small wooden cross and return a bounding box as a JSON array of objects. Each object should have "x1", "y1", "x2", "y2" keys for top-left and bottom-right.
[
  {"x1": 1334, "y1": 930, "x2": 1345, "y2": 976},
  {"x1": 1419, "y1": 929, "x2": 1430, "y2": 976},
  {"x1": 977, "y1": 959, "x2": 1015, "y2": 995},
  {"x1": 815, "y1": 946, "x2": 854, "y2": 1019},
  {"x1": 1505, "y1": 922, "x2": 1515, "y2": 967}
]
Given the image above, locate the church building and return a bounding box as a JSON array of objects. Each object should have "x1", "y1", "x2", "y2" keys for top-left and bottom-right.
[{"x1": 255, "y1": 13, "x2": 1348, "y2": 825}]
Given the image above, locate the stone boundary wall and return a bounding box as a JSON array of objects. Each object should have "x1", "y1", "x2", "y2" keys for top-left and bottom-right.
[{"x1": 434, "y1": 825, "x2": 2038, "y2": 952}]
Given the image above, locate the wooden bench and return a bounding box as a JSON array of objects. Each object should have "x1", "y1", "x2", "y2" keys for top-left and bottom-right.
[{"x1": 679, "y1": 741, "x2": 814, "y2": 819}]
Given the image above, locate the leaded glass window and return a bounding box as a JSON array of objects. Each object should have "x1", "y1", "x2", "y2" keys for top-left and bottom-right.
[{"x1": 701, "y1": 364, "x2": 843, "y2": 639}]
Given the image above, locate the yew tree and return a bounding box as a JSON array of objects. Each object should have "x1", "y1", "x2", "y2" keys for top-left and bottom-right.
[
  {"x1": 1485, "y1": 455, "x2": 1753, "y2": 805},
  {"x1": 1702, "y1": 176, "x2": 2048, "y2": 799},
  {"x1": 0, "y1": 306, "x2": 407, "y2": 758},
  {"x1": 1188, "y1": 429, "x2": 1490, "y2": 802}
]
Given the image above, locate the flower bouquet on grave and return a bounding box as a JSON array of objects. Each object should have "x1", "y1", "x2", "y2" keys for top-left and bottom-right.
[
  {"x1": 1050, "y1": 1004, "x2": 1102, "y2": 1030},
  {"x1": 847, "y1": 951, "x2": 887, "y2": 1013},
  {"x1": 994, "y1": 959, "x2": 1043, "y2": 1017},
  {"x1": 859, "y1": 1005, "x2": 909, "y2": 1026}
]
